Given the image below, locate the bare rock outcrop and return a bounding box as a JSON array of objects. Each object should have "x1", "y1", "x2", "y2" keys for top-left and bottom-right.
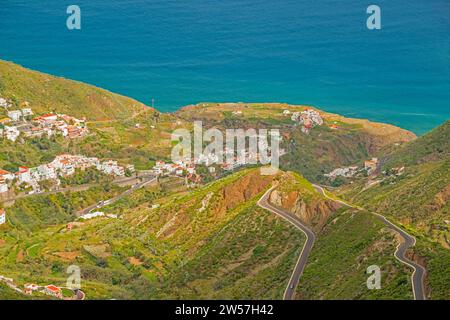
[{"x1": 269, "y1": 188, "x2": 341, "y2": 233}]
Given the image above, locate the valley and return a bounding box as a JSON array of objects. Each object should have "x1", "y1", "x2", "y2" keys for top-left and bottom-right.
[{"x1": 0, "y1": 60, "x2": 448, "y2": 300}]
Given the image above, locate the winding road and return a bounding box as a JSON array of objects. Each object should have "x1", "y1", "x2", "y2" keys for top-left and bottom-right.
[
  {"x1": 257, "y1": 186, "x2": 315, "y2": 300},
  {"x1": 0, "y1": 175, "x2": 152, "y2": 204},
  {"x1": 312, "y1": 184, "x2": 427, "y2": 300},
  {"x1": 77, "y1": 176, "x2": 157, "y2": 217}
]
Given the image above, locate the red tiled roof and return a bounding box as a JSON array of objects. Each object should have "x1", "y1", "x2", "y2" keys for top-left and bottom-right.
[{"x1": 46, "y1": 285, "x2": 61, "y2": 293}]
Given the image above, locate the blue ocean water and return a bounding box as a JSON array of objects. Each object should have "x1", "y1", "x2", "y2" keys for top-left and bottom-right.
[{"x1": 0, "y1": 0, "x2": 449, "y2": 135}]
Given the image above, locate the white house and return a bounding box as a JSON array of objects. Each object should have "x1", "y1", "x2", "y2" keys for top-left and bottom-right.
[
  {"x1": 24, "y1": 283, "x2": 40, "y2": 291},
  {"x1": 364, "y1": 158, "x2": 378, "y2": 174},
  {"x1": 0, "y1": 178, "x2": 8, "y2": 194},
  {"x1": 60, "y1": 164, "x2": 75, "y2": 176},
  {"x1": 0, "y1": 169, "x2": 15, "y2": 181},
  {"x1": 325, "y1": 166, "x2": 359, "y2": 179},
  {"x1": 4, "y1": 126, "x2": 20, "y2": 142},
  {"x1": 80, "y1": 211, "x2": 105, "y2": 220},
  {"x1": 7, "y1": 110, "x2": 22, "y2": 121},
  {"x1": 38, "y1": 114, "x2": 58, "y2": 122},
  {"x1": 21, "y1": 108, "x2": 33, "y2": 117},
  {"x1": 0, "y1": 97, "x2": 9, "y2": 108},
  {"x1": 37, "y1": 165, "x2": 57, "y2": 180},
  {"x1": 17, "y1": 166, "x2": 33, "y2": 184},
  {"x1": 97, "y1": 160, "x2": 125, "y2": 176},
  {"x1": 186, "y1": 166, "x2": 196, "y2": 174},
  {"x1": 126, "y1": 164, "x2": 136, "y2": 173},
  {"x1": 51, "y1": 155, "x2": 76, "y2": 176},
  {"x1": 0, "y1": 209, "x2": 6, "y2": 225}
]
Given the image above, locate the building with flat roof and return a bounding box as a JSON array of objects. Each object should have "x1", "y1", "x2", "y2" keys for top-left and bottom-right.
[{"x1": 0, "y1": 208, "x2": 6, "y2": 225}]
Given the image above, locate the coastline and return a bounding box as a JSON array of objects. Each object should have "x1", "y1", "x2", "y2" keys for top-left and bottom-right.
[{"x1": 0, "y1": 59, "x2": 445, "y2": 136}]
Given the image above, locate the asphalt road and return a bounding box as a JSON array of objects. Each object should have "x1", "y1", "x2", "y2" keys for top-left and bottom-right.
[
  {"x1": 312, "y1": 184, "x2": 427, "y2": 300},
  {"x1": 77, "y1": 176, "x2": 157, "y2": 217},
  {"x1": 257, "y1": 186, "x2": 315, "y2": 300},
  {"x1": 0, "y1": 175, "x2": 148, "y2": 203},
  {"x1": 371, "y1": 211, "x2": 427, "y2": 300}
]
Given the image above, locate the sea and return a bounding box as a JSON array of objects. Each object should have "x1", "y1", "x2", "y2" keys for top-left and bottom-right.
[{"x1": 0, "y1": 0, "x2": 449, "y2": 135}]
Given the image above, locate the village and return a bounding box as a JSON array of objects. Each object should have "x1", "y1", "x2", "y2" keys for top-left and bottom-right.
[
  {"x1": 282, "y1": 108, "x2": 325, "y2": 134},
  {"x1": 324, "y1": 157, "x2": 406, "y2": 187},
  {"x1": 152, "y1": 148, "x2": 253, "y2": 178},
  {"x1": 152, "y1": 141, "x2": 287, "y2": 182},
  {"x1": 231, "y1": 106, "x2": 330, "y2": 134},
  {"x1": 324, "y1": 158, "x2": 380, "y2": 180},
  {"x1": 0, "y1": 104, "x2": 88, "y2": 142},
  {"x1": 0, "y1": 273, "x2": 84, "y2": 300},
  {"x1": 0, "y1": 153, "x2": 136, "y2": 197}
]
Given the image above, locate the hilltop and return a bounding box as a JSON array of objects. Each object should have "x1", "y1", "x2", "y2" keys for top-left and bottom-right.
[
  {"x1": 0, "y1": 60, "x2": 153, "y2": 121},
  {"x1": 176, "y1": 102, "x2": 416, "y2": 182},
  {"x1": 382, "y1": 120, "x2": 449, "y2": 168}
]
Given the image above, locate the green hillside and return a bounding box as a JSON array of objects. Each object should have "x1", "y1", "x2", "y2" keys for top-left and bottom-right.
[
  {"x1": 0, "y1": 169, "x2": 306, "y2": 299},
  {"x1": 263, "y1": 172, "x2": 412, "y2": 299},
  {"x1": 382, "y1": 120, "x2": 450, "y2": 168},
  {"x1": 4, "y1": 184, "x2": 125, "y2": 233},
  {"x1": 0, "y1": 61, "x2": 183, "y2": 170},
  {"x1": 338, "y1": 121, "x2": 450, "y2": 299},
  {"x1": 297, "y1": 209, "x2": 412, "y2": 300},
  {"x1": 0, "y1": 60, "x2": 151, "y2": 121},
  {"x1": 345, "y1": 160, "x2": 449, "y2": 245},
  {"x1": 0, "y1": 283, "x2": 29, "y2": 300}
]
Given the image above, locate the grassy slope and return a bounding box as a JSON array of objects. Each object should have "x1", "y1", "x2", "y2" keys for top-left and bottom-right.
[
  {"x1": 268, "y1": 171, "x2": 412, "y2": 299},
  {"x1": 297, "y1": 209, "x2": 412, "y2": 300},
  {"x1": 0, "y1": 169, "x2": 305, "y2": 299},
  {"x1": 344, "y1": 161, "x2": 449, "y2": 244},
  {"x1": 157, "y1": 203, "x2": 304, "y2": 299},
  {"x1": 382, "y1": 120, "x2": 449, "y2": 168},
  {"x1": 270, "y1": 171, "x2": 341, "y2": 233},
  {"x1": 281, "y1": 124, "x2": 372, "y2": 182},
  {"x1": 0, "y1": 283, "x2": 30, "y2": 300},
  {"x1": 0, "y1": 60, "x2": 149, "y2": 121},
  {"x1": 3, "y1": 184, "x2": 124, "y2": 232},
  {"x1": 0, "y1": 61, "x2": 185, "y2": 169},
  {"x1": 338, "y1": 121, "x2": 450, "y2": 299},
  {"x1": 0, "y1": 135, "x2": 66, "y2": 169}
]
